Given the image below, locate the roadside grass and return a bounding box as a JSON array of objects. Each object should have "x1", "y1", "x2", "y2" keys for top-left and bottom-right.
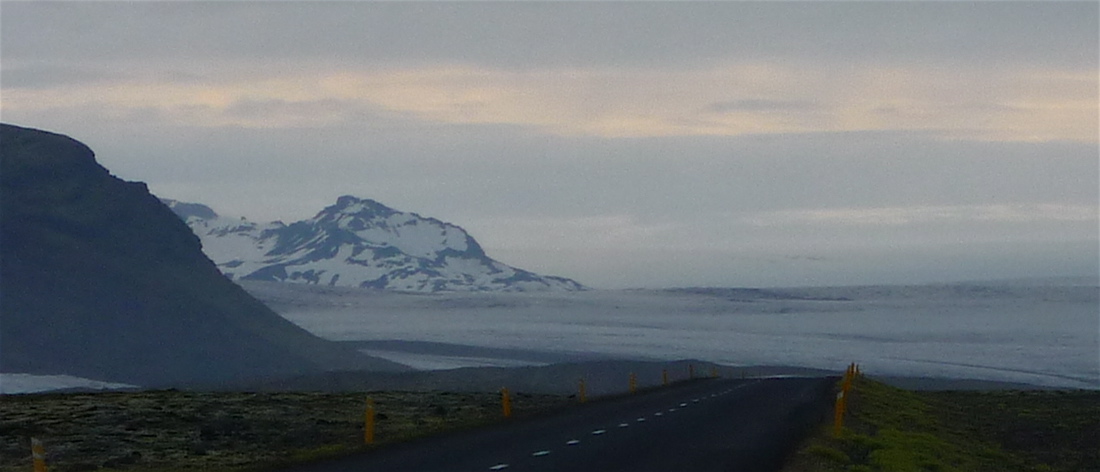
[
  {"x1": 782, "y1": 377, "x2": 1100, "y2": 472},
  {"x1": 0, "y1": 374, "x2": 723, "y2": 472},
  {"x1": 0, "y1": 390, "x2": 571, "y2": 472}
]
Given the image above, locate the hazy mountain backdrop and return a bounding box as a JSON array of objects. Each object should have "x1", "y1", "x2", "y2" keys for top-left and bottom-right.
[{"x1": 164, "y1": 196, "x2": 585, "y2": 292}]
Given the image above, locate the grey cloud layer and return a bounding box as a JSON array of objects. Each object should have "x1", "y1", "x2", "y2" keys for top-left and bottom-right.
[
  {"x1": 3, "y1": 2, "x2": 1096, "y2": 69},
  {"x1": 1, "y1": 1, "x2": 1096, "y2": 288}
]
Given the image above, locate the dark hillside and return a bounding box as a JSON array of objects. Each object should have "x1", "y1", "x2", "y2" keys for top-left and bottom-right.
[{"x1": 0, "y1": 123, "x2": 406, "y2": 387}]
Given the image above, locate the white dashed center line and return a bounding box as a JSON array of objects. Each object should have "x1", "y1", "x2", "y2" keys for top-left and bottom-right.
[{"x1": 483, "y1": 384, "x2": 757, "y2": 470}]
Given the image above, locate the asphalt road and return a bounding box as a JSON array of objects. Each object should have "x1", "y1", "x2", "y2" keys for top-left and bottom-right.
[{"x1": 281, "y1": 376, "x2": 836, "y2": 472}]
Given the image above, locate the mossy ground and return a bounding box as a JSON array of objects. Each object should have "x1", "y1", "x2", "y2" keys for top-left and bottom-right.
[
  {"x1": 783, "y1": 377, "x2": 1100, "y2": 472},
  {"x1": 0, "y1": 389, "x2": 570, "y2": 472}
]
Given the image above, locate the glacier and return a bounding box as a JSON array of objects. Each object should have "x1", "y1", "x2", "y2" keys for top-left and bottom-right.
[{"x1": 243, "y1": 279, "x2": 1100, "y2": 389}]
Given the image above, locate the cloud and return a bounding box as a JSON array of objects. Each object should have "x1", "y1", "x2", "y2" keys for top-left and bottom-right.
[
  {"x1": 5, "y1": 2, "x2": 1095, "y2": 140},
  {"x1": 705, "y1": 99, "x2": 823, "y2": 113},
  {"x1": 462, "y1": 214, "x2": 681, "y2": 253},
  {"x1": 3, "y1": 2, "x2": 1095, "y2": 70},
  {"x1": 4, "y1": 62, "x2": 1094, "y2": 142},
  {"x1": 3, "y1": 2, "x2": 1094, "y2": 142},
  {"x1": 2, "y1": 1, "x2": 1096, "y2": 288},
  {"x1": 0, "y1": 64, "x2": 121, "y2": 89},
  {"x1": 218, "y1": 98, "x2": 415, "y2": 129},
  {"x1": 746, "y1": 205, "x2": 1099, "y2": 227}
]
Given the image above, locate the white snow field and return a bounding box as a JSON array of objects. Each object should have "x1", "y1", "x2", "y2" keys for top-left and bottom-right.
[
  {"x1": 246, "y1": 279, "x2": 1100, "y2": 389},
  {"x1": 0, "y1": 374, "x2": 135, "y2": 394}
]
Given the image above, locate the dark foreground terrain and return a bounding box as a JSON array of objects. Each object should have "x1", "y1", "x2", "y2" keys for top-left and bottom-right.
[
  {"x1": 1, "y1": 377, "x2": 835, "y2": 472},
  {"x1": 0, "y1": 389, "x2": 569, "y2": 472},
  {"x1": 4, "y1": 371, "x2": 1094, "y2": 472}
]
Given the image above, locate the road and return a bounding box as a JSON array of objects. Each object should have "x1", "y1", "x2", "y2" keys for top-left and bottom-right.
[{"x1": 281, "y1": 377, "x2": 836, "y2": 472}]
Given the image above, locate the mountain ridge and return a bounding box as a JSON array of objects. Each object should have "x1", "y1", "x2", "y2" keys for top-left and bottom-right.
[
  {"x1": 0, "y1": 123, "x2": 407, "y2": 387},
  {"x1": 164, "y1": 196, "x2": 586, "y2": 293}
]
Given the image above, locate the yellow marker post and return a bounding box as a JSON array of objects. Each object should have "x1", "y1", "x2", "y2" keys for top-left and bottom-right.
[
  {"x1": 578, "y1": 378, "x2": 587, "y2": 404},
  {"x1": 629, "y1": 373, "x2": 637, "y2": 394},
  {"x1": 501, "y1": 387, "x2": 512, "y2": 418},
  {"x1": 662, "y1": 369, "x2": 669, "y2": 386},
  {"x1": 32, "y1": 437, "x2": 47, "y2": 472},
  {"x1": 364, "y1": 398, "x2": 376, "y2": 445}
]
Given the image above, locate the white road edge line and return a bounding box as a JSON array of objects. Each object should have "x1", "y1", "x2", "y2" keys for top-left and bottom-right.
[
  {"x1": 489, "y1": 464, "x2": 509, "y2": 470},
  {"x1": 618, "y1": 423, "x2": 630, "y2": 428},
  {"x1": 592, "y1": 429, "x2": 606, "y2": 435},
  {"x1": 636, "y1": 417, "x2": 646, "y2": 422},
  {"x1": 532, "y1": 450, "x2": 551, "y2": 457},
  {"x1": 566, "y1": 439, "x2": 581, "y2": 445}
]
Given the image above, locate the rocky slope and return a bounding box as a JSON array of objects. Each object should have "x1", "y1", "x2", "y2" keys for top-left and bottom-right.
[
  {"x1": 165, "y1": 196, "x2": 585, "y2": 292},
  {"x1": 0, "y1": 123, "x2": 406, "y2": 387}
]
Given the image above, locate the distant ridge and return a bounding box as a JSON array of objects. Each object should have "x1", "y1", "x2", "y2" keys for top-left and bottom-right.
[
  {"x1": 164, "y1": 196, "x2": 586, "y2": 292},
  {"x1": 0, "y1": 123, "x2": 407, "y2": 387},
  {"x1": 950, "y1": 276, "x2": 1099, "y2": 287}
]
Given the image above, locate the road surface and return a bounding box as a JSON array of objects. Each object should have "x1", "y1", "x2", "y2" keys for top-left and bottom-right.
[{"x1": 281, "y1": 377, "x2": 836, "y2": 472}]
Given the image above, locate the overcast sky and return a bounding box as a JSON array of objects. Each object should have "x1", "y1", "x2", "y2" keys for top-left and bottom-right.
[{"x1": 3, "y1": 1, "x2": 1097, "y2": 288}]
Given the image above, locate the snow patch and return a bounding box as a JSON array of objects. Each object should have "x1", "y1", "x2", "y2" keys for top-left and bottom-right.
[
  {"x1": 168, "y1": 196, "x2": 582, "y2": 292},
  {"x1": 1, "y1": 373, "x2": 136, "y2": 394}
]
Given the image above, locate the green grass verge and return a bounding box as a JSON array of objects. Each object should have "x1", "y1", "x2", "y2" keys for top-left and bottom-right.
[{"x1": 783, "y1": 377, "x2": 1100, "y2": 472}]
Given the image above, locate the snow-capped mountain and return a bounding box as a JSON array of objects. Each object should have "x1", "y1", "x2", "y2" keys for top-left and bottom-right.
[{"x1": 163, "y1": 196, "x2": 585, "y2": 292}]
